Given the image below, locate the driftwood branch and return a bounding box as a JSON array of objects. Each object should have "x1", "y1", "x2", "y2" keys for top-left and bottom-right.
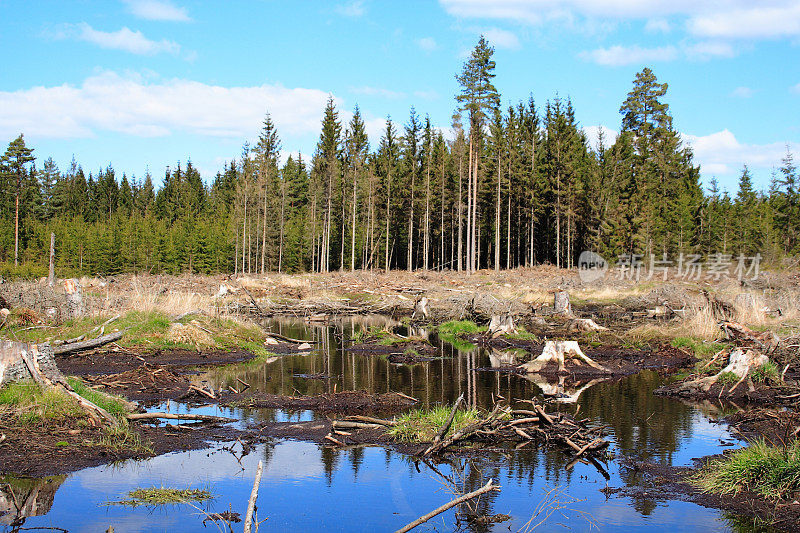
[
  {"x1": 243, "y1": 460, "x2": 264, "y2": 533},
  {"x1": 393, "y1": 479, "x2": 500, "y2": 533},
  {"x1": 264, "y1": 331, "x2": 318, "y2": 344},
  {"x1": 52, "y1": 330, "x2": 125, "y2": 355}
]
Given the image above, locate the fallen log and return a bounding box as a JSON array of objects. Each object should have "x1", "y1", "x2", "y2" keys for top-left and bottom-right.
[
  {"x1": 263, "y1": 331, "x2": 318, "y2": 344},
  {"x1": 127, "y1": 412, "x2": 234, "y2": 423},
  {"x1": 52, "y1": 330, "x2": 124, "y2": 356},
  {"x1": 393, "y1": 479, "x2": 500, "y2": 533},
  {"x1": 332, "y1": 420, "x2": 383, "y2": 430},
  {"x1": 342, "y1": 415, "x2": 396, "y2": 426}
]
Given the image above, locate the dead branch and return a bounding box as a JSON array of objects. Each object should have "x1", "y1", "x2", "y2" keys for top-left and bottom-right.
[
  {"x1": 393, "y1": 479, "x2": 500, "y2": 533},
  {"x1": 423, "y1": 393, "x2": 464, "y2": 456},
  {"x1": 243, "y1": 460, "x2": 264, "y2": 533}
]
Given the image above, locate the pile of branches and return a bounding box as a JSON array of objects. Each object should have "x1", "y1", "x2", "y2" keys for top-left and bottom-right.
[
  {"x1": 326, "y1": 395, "x2": 609, "y2": 470},
  {"x1": 419, "y1": 399, "x2": 609, "y2": 465}
]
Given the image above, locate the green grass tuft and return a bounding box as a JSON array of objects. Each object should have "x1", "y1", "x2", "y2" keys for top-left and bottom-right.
[
  {"x1": 109, "y1": 487, "x2": 214, "y2": 506},
  {"x1": 0, "y1": 383, "x2": 84, "y2": 424},
  {"x1": 67, "y1": 377, "x2": 131, "y2": 419},
  {"x1": 751, "y1": 362, "x2": 780, "y2": 383},
  {"x1": 672, "y1": 337, "x2": 725, "y2": 358},
  {"x1": 694, "y1": 440, "x2": 800, "y2": 501},
  {"x1": 437, "y1": 320, "x2": 483, "y2": 336},
  {"x1": 717, "y1": 371, "x2": 739, "y2": 385},
  {"x1": 388, "y1": 405, "x2": 480, "y2": 442}
]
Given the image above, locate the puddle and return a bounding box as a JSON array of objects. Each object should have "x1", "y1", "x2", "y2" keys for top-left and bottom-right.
[{"x1": 1, "y1": 317, "x2": 750, "y2": 532}]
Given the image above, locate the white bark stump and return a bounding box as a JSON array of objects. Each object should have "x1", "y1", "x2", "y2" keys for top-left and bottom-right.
[
  {"x1": 554, "y1": 291, "x2": 572, "y2": 316},
  {"x1": 64, "y1": 279, "x2": 85, "y2": 318},
  {"x1": 486, "y1": 314, "x2": 517, "y2": 337},
  {"x1": 521, "y1": 340, "x2": 607, "y2": 373}
]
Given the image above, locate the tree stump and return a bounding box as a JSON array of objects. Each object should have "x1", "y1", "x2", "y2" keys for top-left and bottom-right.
[
  {"x1": 0, "y1": 341, "x2": 63, "y2": 389},
  {"x1": 64, "y1": 279, "x2": 85, "y2": 318},
  {"x1": 554, "y1": 291, "x2": 572, "y2": 316},
  {"x1": 412, "y1": 297, "x2": 429, "y2": 320},
  {"x1": 521, "y1": 340, "x2": 608, "y2": 374},
  {"x1": 486, "y1": 314, "x2": 517, "y2": 337},
  {"x1": 678, "y1": 348, "x2": 770, "y2": 394}
]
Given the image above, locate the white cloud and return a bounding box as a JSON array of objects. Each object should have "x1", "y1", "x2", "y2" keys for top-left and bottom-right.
[
  {"x1": 583, "y1": 125, "x2": 618, "y2": 150},
  {"x1": 416, "y1": 37, "x2": 438, "y2": 51},
  {"x1": 351, "y1": 86, "x2": 406, "y2": 99},
  {"x1": 413, "y1": 89, "x2": 439, "y2": 100},
  {"x1": 480, "y1": 27, "x2": 521, "y2": 49},
  {"x1": 731, "y1": 86, "x2": 754, "y2": 98},
  {"x1": 579, "y1": 44, "x2": 678, "y2": 66},
  {"x1": 682, "y1": 40, "x2": 736, "y2": 60},
  {"x1": 683, "y1": 129, "x2": 799, "y2": 179},
  {"x1": 688, "y1": 4, "x2": 800, "y2": 39},
  {"x1": 124, "y1": 0, "x2": 191, "y2": 22},
  {"x1": 644, "y1": 18, "x2": 671, "y2": 33},
  {"x1": 336, "y1": 0, "x2": 366, "y2": 17},
  {"x1": 440, "y1": 1, "x2": 800, "y2": 39},
  {"x1": 54, "y1": 23, "x2": 181, "y2": 55},
  {"x1": 0, "y1": 71, "x2": 332, "y2": 141}
]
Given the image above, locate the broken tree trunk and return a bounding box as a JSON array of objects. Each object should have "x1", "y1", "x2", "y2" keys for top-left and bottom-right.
[
  {"x1": 720, "y1": 321, "x2": 781, "y2": 353},
  {"x1": 521, "y1": 340, "x2": 608, "y2": 374},
  {"x1": 486, "y1": 314, "x2": 517, "y2": 337},
  {"x1": 64, "y1": 279, "x2": 85, "y2": 319},
  {"x1": 678, "y1": 348, "x2": 770, "y2": 394},
  {"x1": 0, "y1": 340, "x2": 118, "y2": 427},
  {"x1": 554, "y1": 291, "x2": 572, "y2": 316}
]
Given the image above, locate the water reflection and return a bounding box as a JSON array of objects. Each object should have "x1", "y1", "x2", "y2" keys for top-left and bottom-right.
[
  {"x1": 0, "y1": 475, "x2": 65, "y2": 528},
  {"x1": 0, "y1": 317, "x2": 751, "y2": 532}
]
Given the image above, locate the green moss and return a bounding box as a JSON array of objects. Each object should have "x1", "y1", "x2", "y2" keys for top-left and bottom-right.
[
  {"x1": 389, "y1": 405, "x2": 481, "y2": 442},
  {"x1": 694, "y1": 440, "x2": 800, "y2": 501}
]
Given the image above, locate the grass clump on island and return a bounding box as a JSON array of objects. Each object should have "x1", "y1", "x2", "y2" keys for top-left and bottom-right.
[
  {"x1": 388, "y1": 405, "x2": 481, "y2": 442},
  {"x1": 108, "y1": 486, "x2": 214, "y2": 507},
  {"x1": 694, "y1": 440, "x2": 800, "y2": 501},
  {"x1": 7, "y1": 309, "x2": 277, "y2": 357},
  {"x1": 434, "y1": 320, "x2": 483, "y2": 352},
  {"x1": 0, "y1": 378, "x2": 151, "y2": 453}
]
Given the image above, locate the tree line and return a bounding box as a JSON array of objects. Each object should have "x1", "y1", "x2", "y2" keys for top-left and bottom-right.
[{"x1": 1, "y1": 38, "x2": 798, "y2": 278}]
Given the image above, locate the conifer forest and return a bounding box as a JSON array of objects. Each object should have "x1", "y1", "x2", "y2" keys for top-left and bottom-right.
[{"x1": 2, "y1": 38, "x2": 797, "y2": 279}]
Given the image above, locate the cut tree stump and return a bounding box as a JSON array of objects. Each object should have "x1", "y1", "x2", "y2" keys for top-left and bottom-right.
[
  {"x1": 567, "y1": 318, "x2": 608, "y2": 332},
  {"x1": 64, "y1": 279, "x2": 85, "y2": 319},
  {"x1": 554, "y1": 291, "x2": 572, "y2": 316},
  {"x1": 486, "y1": 314, "x2": 517, "y2": 337},
  {"x1": 678, "y1": 348, "x2": 770, "y2": 394},
  {"x1": 412, "y1": 296, "x2": 429, "y2": 320},
  {"x1": 521, "y1": 340, "x2": 608, "y2": 374},
  {"x1": 0, "y1": 339, "x2": 118, "y2": 427}
]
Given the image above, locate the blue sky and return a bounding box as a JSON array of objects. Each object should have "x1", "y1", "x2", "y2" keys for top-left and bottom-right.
[{"x1": 1, "y1": 0, "x2": 798, "y2": 193}]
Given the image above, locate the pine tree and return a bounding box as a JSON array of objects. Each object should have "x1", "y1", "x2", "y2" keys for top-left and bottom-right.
[{"x1": 2, "y1": 134, "x2": 35, "y2": 266}]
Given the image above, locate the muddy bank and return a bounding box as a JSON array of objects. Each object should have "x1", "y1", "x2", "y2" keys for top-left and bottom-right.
[
  {"x1": 723, "y1": 408, "x2": 800, "y2": 443},
  {"x1": 606, "y1": 458, "x2": 800, "y2": 532},
  {"x1": 654, "y1": 379, "x2": 800, "y2": 407},
  {"x1": 0, "y1": 417, "x2": 251, "y2": 478}
]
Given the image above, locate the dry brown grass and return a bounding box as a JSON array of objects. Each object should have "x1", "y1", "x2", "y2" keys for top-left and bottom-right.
[{"x1": 165, "y1": 322, "x2": 214, "y2": 349}]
